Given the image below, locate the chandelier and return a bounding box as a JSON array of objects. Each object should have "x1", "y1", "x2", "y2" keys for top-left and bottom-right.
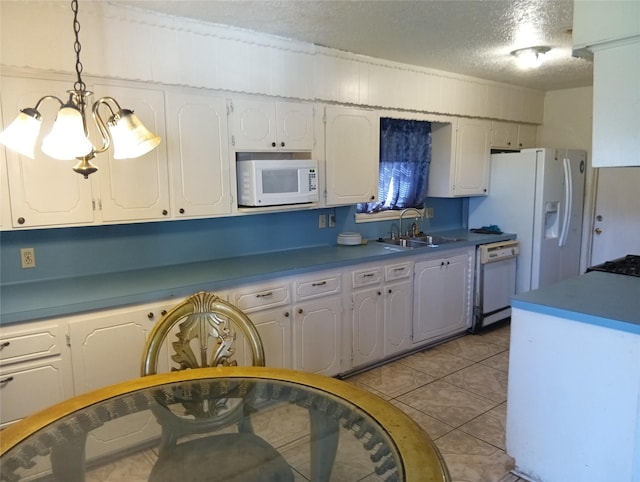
[{"x1": 0, "y1": 0, "x2": 161, "y2": 179}]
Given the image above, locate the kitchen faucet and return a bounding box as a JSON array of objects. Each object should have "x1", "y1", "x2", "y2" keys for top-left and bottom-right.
[{"x1": 399, "y1": 208, "x2": 423, "y2": 237}]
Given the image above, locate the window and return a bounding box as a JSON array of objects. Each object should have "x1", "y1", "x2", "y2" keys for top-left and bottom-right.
[{"x1": 357, "y1": 118, "x2": 431, "y2": 214}]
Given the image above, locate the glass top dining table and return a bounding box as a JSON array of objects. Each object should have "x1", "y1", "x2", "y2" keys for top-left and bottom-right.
[{"x1": 0, "y1": 366, "x2": 450, "y2": 482}]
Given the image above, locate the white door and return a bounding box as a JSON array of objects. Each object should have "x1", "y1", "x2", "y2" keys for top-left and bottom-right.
[
  {"x1": 383, "y1": 279, "x2": 412, "y2": 357},
  {"x1": 591, "y1": 167, "x2": 640, "y2": 265}
]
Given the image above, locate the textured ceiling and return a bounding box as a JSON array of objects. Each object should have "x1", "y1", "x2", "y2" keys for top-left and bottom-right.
[{"x1": 111, "y1": 0, "x2": 593, "y2": 91}]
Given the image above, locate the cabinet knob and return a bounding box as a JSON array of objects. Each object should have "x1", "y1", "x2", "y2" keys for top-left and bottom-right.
[
  {"x1": 179, "y1": 208, "x2": 185, "y2": 214},
  {"x1": 284, "y1": 311, "x2": 290, "y2": 317},
  {"x1": 147, "y1": 312, "x2": 155, "y2": 319},
  {"x1": 17, "y1": 217, "x2": 25, "y2": 225},
  {"x1": 377, "y1": 291, "x2": 382, "y2": 296},
  {"x1": 280, "y1": 142, "x2": 285, "y2": 147},
  {"x1": 507, "y1": 141, "x2": 511, "y2": 146},
  {"x1": 271, "y1": 142, "x2": 277, "y2": 147},
  {"x1": 162, "y1": 210, "x2": 168, "y2": 216},
  {"x1": 441, "y1": 261, "x2": 445, "y2": 266},
  {"x1": 388, "y1": 289, "x2": 392, "y2": 294},
  {"x1": 370, "y1": 195, "x2": 375, "y2": 201},
  {"x1": 297, "y1": 308, "x2": 303, "y2": 314},
  {"x1": 161, "y1": 310, "x2": 167, "y2": 316}
]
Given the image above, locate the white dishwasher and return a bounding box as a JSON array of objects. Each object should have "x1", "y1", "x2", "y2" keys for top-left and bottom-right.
[{"x1": 470, "y1": 240, "x2": 519, "y2": 333}]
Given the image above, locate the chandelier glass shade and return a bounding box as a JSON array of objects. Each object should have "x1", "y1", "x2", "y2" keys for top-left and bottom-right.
[{"x1": 0, "y1": 0, "x2": 161, "y2": 178}]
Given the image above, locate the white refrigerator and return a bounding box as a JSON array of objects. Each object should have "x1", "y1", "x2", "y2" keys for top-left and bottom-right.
[{"x1": 469, "y1": 148, "x2": 586, "y2": 294}]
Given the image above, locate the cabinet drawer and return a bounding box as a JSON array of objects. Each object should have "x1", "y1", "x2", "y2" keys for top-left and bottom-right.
[
  {"x1": 294, "y1": 273, "x2": 342, "y2": 301},
  {"x1": 234, "y1": 284, "x2": 290, "y2": 313},
  {"x1": 353, "y1": 267, "x2": 383, "y2": 287},
  {"x1": 385, "y1": 262, "x2": 412, "y2": 281},
  {"x1": 0, "y1": 325, "x2": 62, "y2": 366}
]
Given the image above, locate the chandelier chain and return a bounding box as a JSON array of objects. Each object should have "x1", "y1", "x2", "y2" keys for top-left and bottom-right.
[{"x1": 71, "y1": 0, "x2": 86, "y2": 93}]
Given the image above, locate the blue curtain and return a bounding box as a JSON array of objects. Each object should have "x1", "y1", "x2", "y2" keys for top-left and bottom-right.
[{"x1": 358, "y1": 118, "x2": 431, "y2": 213}]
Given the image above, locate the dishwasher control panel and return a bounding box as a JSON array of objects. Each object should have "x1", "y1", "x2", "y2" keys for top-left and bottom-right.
[{"x1": 479, "y1": 240, "x2": 519, "y2": 263}]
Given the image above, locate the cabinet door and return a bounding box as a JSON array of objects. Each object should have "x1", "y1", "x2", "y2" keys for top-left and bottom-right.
[
  {"x1": 67, "y1": 302, "x2": 171, "y2": 460},
  {"x1": 517, "y1": 124, "x2": 538, "y2": 149},
  {"x1": 240, "y1": 306, "x2": 292, "y2": 369},
  {"x1": 490, "y1": 121, "x2": 518, "y2": 149},
  {"x1": 293, "y1": 295, "x2": 342, "y2": 376},
  {"x1": 230, "y1": 98, "x2": 277, "y2": 150},
  {"x1": 275, "y1": 101, "x2": 314, "y2": 150},
  {"x1": 413, "y1": 250, "x2": 472, "y2": 344},
  {"x1": 166, "y1": 91, "x2": 232, "y2": 218},
  {"x1": 93, "y1": 84, "x2": 170, "y2": 223},
  {"x1": 384, "y1": 279, "x2": 413, "y2": 357},
  {"x1": 1, "y1": 76, "x2": 95, "y2": 228},
  {"x1": 352, "y1": 287, "x2": 384, "y2": 368},
  {"x1": 454, "y1": 118, "x2": 490, "y2": 196},
  {"x1": 324, "y1": 106, "x2": 379, "y2": 206},
  {"x1": 68, "y1": 303, "x2": 170, "y2": 394},
  {"x1": 0, "y1": 358, "x2": 70, "y2": 427},
  {"x1": 591, "y1": 41, "x2": 640, "y2": 167}
]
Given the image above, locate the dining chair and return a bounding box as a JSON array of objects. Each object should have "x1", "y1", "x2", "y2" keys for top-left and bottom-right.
[{"x1": 140, "y1": 291, "x2": 294, "y2": 482}]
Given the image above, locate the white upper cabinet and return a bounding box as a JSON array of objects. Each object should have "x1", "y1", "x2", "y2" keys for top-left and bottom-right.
[
  {"x1": 229, "y1": 98, "x2": 314, "y2": 151},
  {"x1": 92, "y1": 84, "x2": 170, "y2": 223},
  {"x1": 590, "y1": 41, "x2": 640, "y2": 167},
  {"x1": 428, "y1": 118, "x2": 491, "y2": 197},
  {"x1": 324, "y1": 105, "x2": 379, "y2": 206},
  {"x1": 491, "y1": 121, "x2": 537, "y2": 150},
  {"x1": 165, "y1": 90, "x2": 232, "y2": 218},
  {"x1": 1, "y1": 76, "x2": 95, "y2": 229}
]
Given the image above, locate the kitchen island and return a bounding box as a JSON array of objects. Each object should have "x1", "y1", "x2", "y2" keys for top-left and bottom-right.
[{"x1": 506, "y1": 271, "x2": 640, "y2": 482}]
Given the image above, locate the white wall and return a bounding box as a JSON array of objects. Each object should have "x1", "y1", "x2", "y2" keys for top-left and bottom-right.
[{"x1": 539, "y1": 87, "x2": 595, "y2": 271}]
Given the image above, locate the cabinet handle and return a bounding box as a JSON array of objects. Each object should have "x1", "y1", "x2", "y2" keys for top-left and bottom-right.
[
  {"x1": 271, "y1": 142, "x2": 277, "y2": 148},
  {"x1": 148, "y1": 312, "x2": 155, "y2": 319},
  {"x1": 363, "y1": 273, "x2": 375, "y2": 278},
  {"x1": 441, "y1": 261, "x2": 445, "y2": 266},
  {"x1": 17, "y1": 217, "x2": 25, "y2": 225},
  {"x1": 256, "y1": 292, "x2": 273, "y2": 298},
  {"x1": 0, "y1": 341, "x2": 10, "y2": 350},
  {"x1": 369, "y1": 195, "x2": 375, "y2": 201},
  {"x1": 297, "y1": 308, "x2": 303, "y2": 314},
  {"x1": 388, "y1": 289, "x2": 392, "y2": 294},
  {"x1": 162, "y1": 210, "x2": 168, "y2": 216},
  {"x1": 0, "y1": 376, "x2": 14, "y2": 385},
  {"x1": 280, "y1": 142, "x2": 285, "y2": 147},
  {"x1": 161, "y1": 310, "x2": 167, "y2": 316},
  {"x1": 393, "y1": 267, "x2": 405, "y2": 272},
  {"x1": 179, "y1": 208, "x2": 185, "y2": 214},
  {"x1": 446, "y1": 261, "x2": 450, "y2": 265},
  {"x1": 377, "y1": 291, "x2": 382, "y2": 296},
  {"x1": 284, "y1": 311, "x2": 290, "y2": 317},
  {"x1": 311, "y1": 281, "x2": 327, "y2": 287},
  {"x1": 507, "y1": 141, "x2": 511, "y2": 146}
]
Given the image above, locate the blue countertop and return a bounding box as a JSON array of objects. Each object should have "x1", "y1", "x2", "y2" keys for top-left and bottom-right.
[
  {"x1": 512, "y1": 271, "x2": 640, "y2": 334},
  {"x1": 0, "y1": 230, "x2": 514, "y2": 325}
]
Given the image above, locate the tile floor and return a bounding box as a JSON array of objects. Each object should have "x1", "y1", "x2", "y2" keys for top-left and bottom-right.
[
  {"x1": 85, "y1": 323, "x2": 525, "y2": 482},
  {"x1": 345, "y1": 322, "x2": 522, "y2": 482}
]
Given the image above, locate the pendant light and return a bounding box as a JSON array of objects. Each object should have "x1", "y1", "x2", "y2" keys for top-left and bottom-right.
[{"x1": 0, "y1": 0, "x2": 161, "y2": 178}]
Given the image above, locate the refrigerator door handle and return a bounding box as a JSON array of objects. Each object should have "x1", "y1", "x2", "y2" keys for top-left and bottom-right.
[{"x1": 559, "y1": 157, "x2": 573, "y2": 247}]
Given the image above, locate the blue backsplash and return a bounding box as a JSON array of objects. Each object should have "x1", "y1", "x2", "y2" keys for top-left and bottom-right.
[{"x1": 0, "y1": 198, "x2": 464, "y2": 284}]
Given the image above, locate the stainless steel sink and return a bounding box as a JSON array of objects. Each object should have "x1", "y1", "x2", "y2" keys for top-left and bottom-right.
[{"x1": 377, "y1": 234, "x2": 462, "y2": 248}]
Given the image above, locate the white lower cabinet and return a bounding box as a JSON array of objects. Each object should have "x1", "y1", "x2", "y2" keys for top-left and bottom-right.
[
  {"x1": 413, "y1": 248, "x2": 474, "y2": 344},
  {"x1": 350, "y1": 260, "x2": 412, "y2": 369},
  {"x1": 0, "y1": 321, "x2": 73, "y2": 428},
  {"x1": 233, "y1": 281, "x2": 292, "y2": 369},
  {"x1": 292, "y1": 271, "x2": 343, "y2": 376},
  {"x1": 66, "y1": 300, "x2": 172, "y2": 461}
]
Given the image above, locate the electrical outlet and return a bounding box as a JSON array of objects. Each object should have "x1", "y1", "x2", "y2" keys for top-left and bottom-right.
[
  {"x1": 425, "y1": 207, "x2": 435, "y2": 219},
  {"x1": 318, "y1": 214, "x2": 327, "y2": 228},
  {"x1": 20, "y1": 247, "x2": 36, "y2": 269},
  {"x1": 328, "y1": 213, "x2": 336, "y2": 228}
]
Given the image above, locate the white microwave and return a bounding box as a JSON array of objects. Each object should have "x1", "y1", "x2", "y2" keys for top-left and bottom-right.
[{"x1": 236, "y1": 159, "x2": 319, "y2": 207}]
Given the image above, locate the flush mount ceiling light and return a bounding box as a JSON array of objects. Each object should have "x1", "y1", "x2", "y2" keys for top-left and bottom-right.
[
  {"x1": 511, "y1": 45, "x2": 552, "y2": 69},
  {"x1": 0, "y1": 0, "x2": 161, "y2": 178}
]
